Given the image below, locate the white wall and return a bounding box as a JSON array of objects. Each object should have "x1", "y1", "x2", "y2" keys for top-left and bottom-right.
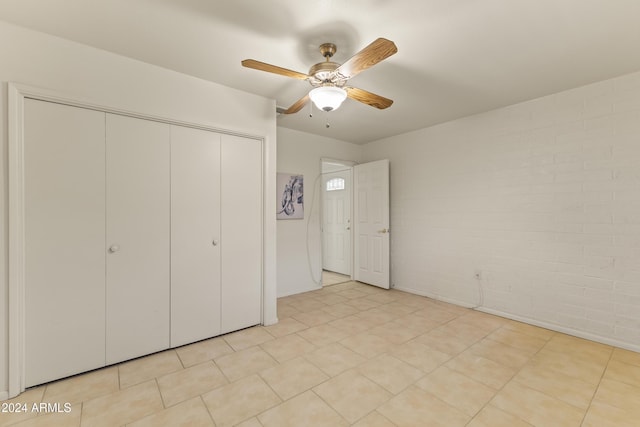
[
  {"x1": 0, "y1": 20, "x2": 278, "y2": 398},
  {"x1": 363, "y1": 71, "x2": 640, "y2": 351},
  {"x1": 276, "y1": 127, "x2": 362, "y2": 297}
]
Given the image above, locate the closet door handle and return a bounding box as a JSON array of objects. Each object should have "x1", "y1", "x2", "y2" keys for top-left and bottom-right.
[
  {"x1": 108, "y1": 244, "x2": 120, "y2": 253},
  {"x1": 212, "y1": 239, "x2": 219, "y2": 246}
]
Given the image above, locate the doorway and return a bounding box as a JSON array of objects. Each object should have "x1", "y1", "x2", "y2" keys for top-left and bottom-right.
[
  {"x1": 321, "y1": 159, "x2": 354, "y2": 286},
  {"x1": 320, "y1": 158, "x2": 390, "y2": 289}
]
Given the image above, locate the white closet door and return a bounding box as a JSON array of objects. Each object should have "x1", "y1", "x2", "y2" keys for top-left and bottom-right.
[
  {"x1": 170, "y1": 126, "x2": 221, "y2": 347},
  {"x1": 106, "y1": 114, "x2": 171, "y2": 364},
  {"x1": 220, "y1": 135, "x2": 262, "y2": 333},
  {"x1": 24, "y1": 99, "x2": 106, "y2": 386}
]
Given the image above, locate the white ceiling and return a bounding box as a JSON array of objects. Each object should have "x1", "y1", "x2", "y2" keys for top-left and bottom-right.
[{"x1": 2, "y1": 0, "x2": 640, "y2": 144}]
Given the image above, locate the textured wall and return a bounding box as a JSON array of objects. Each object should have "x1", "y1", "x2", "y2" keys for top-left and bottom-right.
[{"x1": 363, "y1": 72, "x2": 640, "y2": 351}]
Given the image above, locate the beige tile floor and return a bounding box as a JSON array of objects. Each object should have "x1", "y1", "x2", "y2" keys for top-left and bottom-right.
[
  {"x1": 3, "y1": 281, "x2": 640, "y2": 426},
  {"x1": 322, "y1": 270, "x2": 352, "y2": 287}
]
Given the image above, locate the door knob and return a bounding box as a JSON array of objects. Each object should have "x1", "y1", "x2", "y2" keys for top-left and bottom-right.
[
  {"x1": 212, "y1": 239, "x2": 219, "y2": 246},
  {"x1": 377, "y1": 228, "x2": 390, "y2": 234},
  {"x1": 108, "y1": 244, "x2": 120, "y2": 253}
]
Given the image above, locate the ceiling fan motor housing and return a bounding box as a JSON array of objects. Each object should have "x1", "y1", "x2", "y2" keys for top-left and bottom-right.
[
  {"x1": 308, "y1": 43, "x2": 345, "y2": 86},
  {"x1": 308, "y1": 61, "x2": 341, "y2": 85}
]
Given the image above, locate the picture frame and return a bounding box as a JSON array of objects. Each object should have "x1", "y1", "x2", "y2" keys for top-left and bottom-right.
[{"x1": 276, "y1": 173, "x2": 304, "y2": 220}]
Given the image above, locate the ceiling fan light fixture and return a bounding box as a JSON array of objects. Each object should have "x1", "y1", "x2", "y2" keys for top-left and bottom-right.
[{"x1": 309, "y1": 86, "x2": 347, "y2": 112}]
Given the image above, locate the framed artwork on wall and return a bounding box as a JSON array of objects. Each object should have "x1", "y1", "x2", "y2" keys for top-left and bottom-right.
[{"x1": 277, "y1": 173, "x2": 303, "y2": 220}]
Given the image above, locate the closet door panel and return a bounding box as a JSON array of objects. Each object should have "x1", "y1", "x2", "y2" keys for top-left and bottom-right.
[
  {"x1": 170, "y1": 126, "x2": 221, "y2": 347},
  {"x1": 106, "y1": 114, "x2": 170, "y2": 364},
  {"x1": 24, "y1": 99, "x2": 106, "y2": 386},
  {"x1": 220, "y1": 135, "x2": 262, "y2": 333}
]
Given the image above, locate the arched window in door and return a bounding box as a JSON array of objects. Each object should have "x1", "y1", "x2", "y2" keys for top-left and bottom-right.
[{"x1": 326, "y1": 177, "x2": 345, "y2": 191}]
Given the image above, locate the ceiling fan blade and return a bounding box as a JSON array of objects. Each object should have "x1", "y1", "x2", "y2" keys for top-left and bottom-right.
[
  {"x1": 241, "y1": 59, "x2": 309, "y2": 80},
  {"x1": 345, "y1": 87, "x2": 393, "y2": 109},
  {"x1": 334, "y1": 38, "x2": 397, "y2": 80},
  {"x1": 278, "y1": 94, "x2": 310, "y2": 114}
]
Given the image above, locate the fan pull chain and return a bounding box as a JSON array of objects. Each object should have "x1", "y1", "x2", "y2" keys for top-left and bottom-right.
[
  {"x1": 325, "y1": 111, "x2": 330, "y2": 128},
  {"x1": 309, "y1": 100, "x2": 313, "y2": 118}
]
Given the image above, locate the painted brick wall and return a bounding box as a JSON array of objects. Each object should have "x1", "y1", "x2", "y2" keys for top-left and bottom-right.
[{"x1": 363, "y1": 71, "x2": 640, "y2": 351}]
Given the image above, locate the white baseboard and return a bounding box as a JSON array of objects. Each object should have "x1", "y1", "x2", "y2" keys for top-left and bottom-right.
[
  {"x1": 277, "y1": 284, "x2": 322, "y2": 298},
  {"x1": 394, "y1": 286, "x2": 640, "y2": 353},
  {"x1": 393, "y1": 286, "x2": 476, "y2": 308},
  {"x1": 477, "y1": 306, "x2": 640, "y2": 353}
]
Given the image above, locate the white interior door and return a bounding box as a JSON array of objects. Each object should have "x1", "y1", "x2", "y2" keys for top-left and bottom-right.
[
  {"x1": 170, "y1": 126, "x2": 221, "y2": 347},
  {"x1": 106, "y1": 114, "x2": 171, "y2": 364},
  {"x1": 354, "y1": 159, "x2": 390, "y2": 289},
  {"x1": 24, "y1": 99, "x2": 106, "y2": 387},
  {"x1": 322, "y1": 169, "x2": 352, "y2": 275}
]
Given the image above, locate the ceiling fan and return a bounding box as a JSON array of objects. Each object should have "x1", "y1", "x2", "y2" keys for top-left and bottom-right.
[{"x1": 241, "y1": 38, "x2": 398, "y2": 114}]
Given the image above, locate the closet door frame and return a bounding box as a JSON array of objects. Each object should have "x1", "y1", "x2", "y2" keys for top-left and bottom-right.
[{"x1": 7, "y1": 82, "x2": 267, "y2": 398}]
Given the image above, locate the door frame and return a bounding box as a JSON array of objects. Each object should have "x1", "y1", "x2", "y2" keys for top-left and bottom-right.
[
  {"x1": 320, "y1": 158, "x2": 355, "y2": 280},
  {"x1": 319, "y1": 158, "x2": 391, "y2": 288},
  {"x1": 6, "y1": 83, "x2": 270, "y2": 398}
]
